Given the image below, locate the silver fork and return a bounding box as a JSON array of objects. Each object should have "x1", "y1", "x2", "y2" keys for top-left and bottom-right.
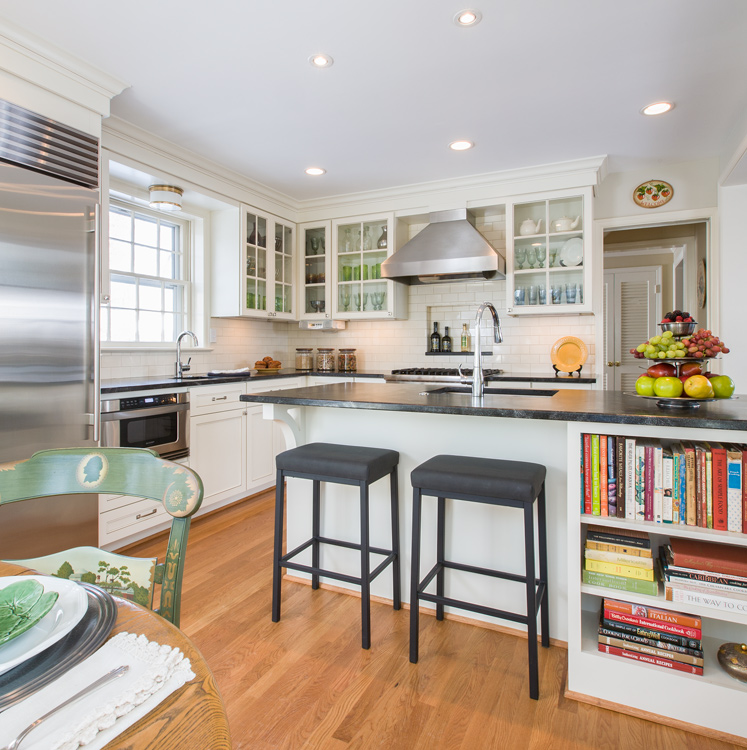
[{"x1": 1, "y1": 665, "x2": 129, "y2": 750}]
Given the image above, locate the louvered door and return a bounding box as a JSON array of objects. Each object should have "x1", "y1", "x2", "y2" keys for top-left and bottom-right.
[{"x1": 603, "y1": 268, "x2": 660, "y2": 391}]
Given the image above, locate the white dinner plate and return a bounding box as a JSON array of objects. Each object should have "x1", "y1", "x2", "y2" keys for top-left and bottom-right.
[
  {"x1": 559, "y1": 238, "x2": 583, "y2": 267},
  {"x1": 0, "y1": 576, "x2": 89, "y2": 676}
]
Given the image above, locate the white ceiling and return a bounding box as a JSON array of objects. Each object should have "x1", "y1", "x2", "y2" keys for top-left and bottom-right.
[{"x1": 2, "y1": 1, "x2": 746, "y2": 201}]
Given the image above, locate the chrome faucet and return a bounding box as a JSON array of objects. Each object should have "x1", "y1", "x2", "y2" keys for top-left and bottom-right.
[
  {"x1": 175, "y1": 330, "x2": 198, "y2": 378},
  {"x1": 463, "y1": 302, "x2": 503, "y2": 400}
]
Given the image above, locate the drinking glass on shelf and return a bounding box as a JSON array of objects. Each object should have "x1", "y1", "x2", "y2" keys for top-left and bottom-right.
[
  {"x1": 539, "y1": 284, "x2": 546, "y2": 305},
  {"x1": 549, "y1": 248, "x2": 558, "y2": 267},
  {"x1": 551, "y1": 285, "x2": 562, "y2": 304},
  {"x1": 526, "y1": 247, "x2": 537, "y2": 269},
  {"x1": 362, "y1": 293, "x2": 369, "y2": 310},
  {"x1": 515, "y1": 248, "x2": 526, "y2": 270},
  {"x1": 529, "y1": 285, "x2": 538, "y2": 305},
  {"x1": 310, "y1": 236, "x2": 320, "y2": 255},
  {"x1": 576, "y1": 283, "x2": 583, "y2": 303},
  {"x1": 340, "y1": 292, "x2": 350, "y2": 311},
  {"x1": 565, "y1": 283, "x2": 576, "y2": 304},
  {"x1": 536, "y1": 246, "x2": 547, "y2": 267},
  {"x1": 363, "y1": 227, "x2": 372, "y2": 251},
  {"x1": 353, "y1": 293, "x2": 361, "y2": 311},
  {"x1": 514, "y1": 287, "x2": 525, "y2": 306},
  {"x1": 372, "y1": 291, "x2": 385, "y2": 310}
]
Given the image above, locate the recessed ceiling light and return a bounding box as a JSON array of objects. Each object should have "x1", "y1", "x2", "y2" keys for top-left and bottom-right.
[
  {"x1": 641, "y1": 101, "x2": 674, "y2": 116},
  {"x1": 309, "y1": 54, "x2": 334, "y2": 68},
  {"x1": 449, "y1": 140, "x2": 474, "y2": 151},
  {"x1": 305, "y1": 167, "x2": 326, "y2": 176},
  {"x1": 454, "y1": 9, "x2": 482, "y2": 26}
]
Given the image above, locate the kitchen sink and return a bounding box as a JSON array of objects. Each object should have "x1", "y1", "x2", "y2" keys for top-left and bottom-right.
[
  {"x1": 421, "y1": 386, "x2": 557, "y2": 397},
  {"x1": 175, "y1": 375, "x2": 212, "y2": 380}
]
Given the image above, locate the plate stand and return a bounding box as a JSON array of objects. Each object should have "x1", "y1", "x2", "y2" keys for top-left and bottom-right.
[{"x1": 553, "y1": 364, "x2": 582, "y2": 378}]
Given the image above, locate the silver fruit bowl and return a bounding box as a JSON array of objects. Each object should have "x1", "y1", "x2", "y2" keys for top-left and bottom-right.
[{"x1": 659, "y1": 321, "x2": 698, "y2": 336}]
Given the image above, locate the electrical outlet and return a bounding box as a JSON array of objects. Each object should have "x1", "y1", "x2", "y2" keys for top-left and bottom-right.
[{"x1": 209, "y1": 328, "x2": 217, "y2": 343}]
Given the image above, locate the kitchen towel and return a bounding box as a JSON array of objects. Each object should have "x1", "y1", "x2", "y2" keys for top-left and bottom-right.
[{"x1": 0, "y1": 631, "x2": 194, "y2": 750}]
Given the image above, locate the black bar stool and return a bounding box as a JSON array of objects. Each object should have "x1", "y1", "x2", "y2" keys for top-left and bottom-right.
[
  {"x1": 273, "y1": 442, "x2": 401, "y2": 649},
  {"x1": 409, "y1": 455, "x2": 549, "y2": 699}
]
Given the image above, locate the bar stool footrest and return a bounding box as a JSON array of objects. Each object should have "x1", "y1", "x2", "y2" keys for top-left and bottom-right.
[{"x1": 416, "y1": 591, "x2": 530, "y2": 626}]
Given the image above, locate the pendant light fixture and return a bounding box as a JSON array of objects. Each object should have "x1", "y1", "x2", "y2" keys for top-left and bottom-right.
[{"x1": 149, "y1": 184, "x2": 183, "y2": 210}]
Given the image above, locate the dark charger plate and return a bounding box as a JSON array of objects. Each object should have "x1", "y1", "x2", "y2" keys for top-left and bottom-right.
[{"x1": 0, "y1": 583, "x2": 117, "y2": 711}]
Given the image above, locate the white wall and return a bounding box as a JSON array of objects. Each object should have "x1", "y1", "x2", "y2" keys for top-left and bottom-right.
[{"x1": 716, "y1": 184, "x2": 747, "y2": 391}]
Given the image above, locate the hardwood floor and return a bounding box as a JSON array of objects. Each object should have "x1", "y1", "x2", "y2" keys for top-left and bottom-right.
[{"x1": 124, "y1": 492, "x2": 743, "y2": 750}]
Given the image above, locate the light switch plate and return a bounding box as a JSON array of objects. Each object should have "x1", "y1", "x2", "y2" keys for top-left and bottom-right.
[{"x1": 209, "y1": 328, "x2": 217, "y2": 343}]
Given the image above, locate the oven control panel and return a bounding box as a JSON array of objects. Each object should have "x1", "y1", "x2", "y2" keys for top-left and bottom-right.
[{"x1": 119, "y1": 393, "x2": 179, "y2": 410}]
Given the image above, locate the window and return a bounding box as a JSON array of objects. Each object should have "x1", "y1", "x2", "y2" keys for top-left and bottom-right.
[{"x1": 101, "y1": 202, "x2": 190, "y2": 343}]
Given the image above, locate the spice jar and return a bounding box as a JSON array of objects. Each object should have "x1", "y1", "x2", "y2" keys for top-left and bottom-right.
[
  {"x1": 316, "y1": 348, "x2": 335, "y2": 372},
  {"x1": 338, "y1": 348, "x2": 357, "y2": 373},
  {"x1": 295, "y1": 347, "x2": 314, "y2": 371}
]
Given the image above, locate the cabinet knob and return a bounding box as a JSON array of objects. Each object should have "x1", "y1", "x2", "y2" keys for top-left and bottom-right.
[
  {"x1": 615, "y1": 361, "x2": 621, "y2": 367},
  {"x1": 607, "y1": 361, "x2": 614, "y2": 367}
]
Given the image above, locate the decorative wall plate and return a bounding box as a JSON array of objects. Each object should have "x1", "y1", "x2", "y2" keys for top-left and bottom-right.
[
  {"x1": 697, "y1": 258, "x2": 707, "y2": 309},
  {"x1": 633, "y1": 180, "x2": 673, "y2": 208},
  {"x1": 550, "y1": 336, "x2": 588, "y2": 373}
]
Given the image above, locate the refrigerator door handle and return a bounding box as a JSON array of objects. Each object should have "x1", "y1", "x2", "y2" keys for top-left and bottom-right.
[{"x1": 90, "y1": 203, "x2": 101, "y2": 443}]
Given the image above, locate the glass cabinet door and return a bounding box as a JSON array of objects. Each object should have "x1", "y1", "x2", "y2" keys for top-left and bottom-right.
[
  {"x1": 272, "y1": 220, "x2": 294, "y2": 318},
  {"x1": 244, "y1": 211, "x2": 267, "y2": 314},
  {"x1": 300, "y1": 223, "x2": 329, "y2": 318}
]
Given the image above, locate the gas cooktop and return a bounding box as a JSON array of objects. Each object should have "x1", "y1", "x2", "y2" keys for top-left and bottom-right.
[{"x1": 387, "y1": 367, "x2": 503, "y2": 382}]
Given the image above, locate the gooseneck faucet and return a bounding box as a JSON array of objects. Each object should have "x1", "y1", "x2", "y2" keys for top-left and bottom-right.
[
  {"x1": 175, "y1": 330, "x2": 198, "y2": 378},
  {"x1": 468, "y1": 302, "x2": 503, "y2": 400}
]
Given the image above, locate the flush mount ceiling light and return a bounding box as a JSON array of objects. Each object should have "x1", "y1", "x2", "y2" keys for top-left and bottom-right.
[
  {"x1": 641, "y1": 101, "x2": 674, "y2": 116},
  {"x1": 309, "y1": 54, "x2": 334, "y2": 68},
  {"x1": 454, "y1": 9, "x2": 482, "y2": 26},
  {"x1": 148, "y1": 184, "x2": 183, "y2": 210},
  {"x1": 449, "y1": 140, "x2": 474, "y2": 151},
  {"x1": 305, "y1": 167, "x2": 326, "y2": 176}
]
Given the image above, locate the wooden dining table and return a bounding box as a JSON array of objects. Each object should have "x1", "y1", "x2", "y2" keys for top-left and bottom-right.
[{"x1": 0, "y1": 562, "x2": 231, "y2": 750}]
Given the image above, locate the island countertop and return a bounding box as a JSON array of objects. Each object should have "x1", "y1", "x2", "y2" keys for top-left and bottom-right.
[{"x1": 240, "y1": 381, "x2": 747, "y2": 431}]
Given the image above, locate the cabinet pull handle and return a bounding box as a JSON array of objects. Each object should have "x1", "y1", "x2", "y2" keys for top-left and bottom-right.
[
  {"x1": 212, "y1": 396, "x2": 228, "y2": 401},
  {"x1": 136, "y1": 508, "x2": 158, "y2": 520},
  {"x1": 615, "y1": 361, "x2": 621, "y2": 367},
  {"x1": 607, "y1": 361, "x2": 614, "y2": 367}
]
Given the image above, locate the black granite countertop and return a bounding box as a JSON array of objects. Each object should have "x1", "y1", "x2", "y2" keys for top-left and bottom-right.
[{"x1": 240, "y1": 381, "x2": 747, "y2": 431}]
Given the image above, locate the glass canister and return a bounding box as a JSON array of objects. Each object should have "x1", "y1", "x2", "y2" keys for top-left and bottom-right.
[
  {"x1": 338, "y1": 348, "x2": 357, "y2": 373},
  {"x1": 295, "y1": 347, "x2": 314, "y2": 371},
  {"x1": 317, "y1": 348, "x2": 335, "y2": 372}
]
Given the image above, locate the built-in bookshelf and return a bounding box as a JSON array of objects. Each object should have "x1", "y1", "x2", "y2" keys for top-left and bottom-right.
[{"x1": 567, "y1": 421, "x2": 747, "y2": 743}]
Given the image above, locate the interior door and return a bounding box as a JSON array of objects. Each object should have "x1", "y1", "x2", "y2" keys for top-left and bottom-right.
[{"x1": 603, "y1": 268, "x2": 660, "y2": 391}]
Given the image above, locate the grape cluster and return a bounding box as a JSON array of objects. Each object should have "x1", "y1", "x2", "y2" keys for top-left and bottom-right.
[
  {"x1": 662, "y1": 310, "x2": 694, "y2": 323},
  {"x1": 629, "y1": 330, "x2": 685, "y2": 360},
  {"x1": 680, "y1": 329, "x2": 730, "y2": 358}
]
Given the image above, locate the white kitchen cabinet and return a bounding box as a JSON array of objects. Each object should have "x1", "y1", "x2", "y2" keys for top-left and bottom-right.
[
  {"x1": 506, "y1": 188, "x2": 593, "y2": 316},
  {"x1": 332, "y1": 213, "x2": 408, "y2": 320},
  {"x1": 298, "y1": 221, "x2": 332, "y2": 320},
  {"x1": 211, "y1": 204, "x2": 295, "y2": 320}
]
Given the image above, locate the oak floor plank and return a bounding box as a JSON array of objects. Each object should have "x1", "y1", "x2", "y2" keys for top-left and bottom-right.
[{"x1": 123, "y1": 491, "x2": 744, "y2": 750}]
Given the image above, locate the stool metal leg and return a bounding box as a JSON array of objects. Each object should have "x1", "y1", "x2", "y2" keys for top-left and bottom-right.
[
  {"x1": 360, "y1": 480, "x2": 371, "y2": 649},
  {"x1": 390, "y1": 469, "x2": 401, "y2": 610},
  {"x1": 524, "y1": 501, "x2": 539, "y2": 700},
  {"x1": 538, "y1": 484, "x2": 550, "y2": 649},
  {"x1": 409, "y1": 488, "x2": 422, "y2": 663},
  {"x1": 311, "y1": 480, "x2": 321, "y2": 590},
  {"x1": 436, "y1": 496, "x2": 446, "y2": 621},
  {"x1": 272, "y1": 469, "x2": 285, "y2": 623}
]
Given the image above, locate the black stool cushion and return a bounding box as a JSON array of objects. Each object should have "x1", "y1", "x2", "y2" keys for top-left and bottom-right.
[
  {"x1": 277, "y1": 442, "x2": 399, "y2": 483},
  {"x1": 411, "y1": 455, "x2": 545, "y2": 503}
]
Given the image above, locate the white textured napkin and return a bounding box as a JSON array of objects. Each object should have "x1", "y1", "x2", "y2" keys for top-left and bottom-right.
[
  {"x1": 208, "y1": 367, "x2": 252, "y2": 375},
  {"x1": 0, "y1": 632, "x2": 195, "y2": 750}
]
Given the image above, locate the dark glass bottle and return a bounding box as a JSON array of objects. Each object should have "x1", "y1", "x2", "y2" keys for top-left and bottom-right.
[
  {"x1": 442, "y1": 326, "x2": 452, "y2": 352},
  {"x1": 429, "y1": 322, "x2": 441, "y2": 353}
]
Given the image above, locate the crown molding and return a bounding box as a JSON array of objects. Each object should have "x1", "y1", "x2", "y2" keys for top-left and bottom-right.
[{"x1": 0, "y1": 17, "x2": 127, "y2": 116}]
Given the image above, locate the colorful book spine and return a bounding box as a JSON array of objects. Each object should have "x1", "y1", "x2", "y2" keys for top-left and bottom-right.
[
  {"x1": 582, "y1": 569, "x2": 659, "y2": 596},
  {"x1": 635, "y1": 442, "x2": 646, "y2": 521},
  {"x1": 616, "y1": 437, "x2": 626, "y2": 519},
  {"x1": 664, "y1": 565, "x2": 747, "y2": 589},
  {"x1": 726, "y1": 445, "x2": 742, "y2": 533},
  {"x1": 599, "y1": 616, "x2": 701, "y2": 649},
  {"x1": 664, "y1": 579, "x2": 747, "y2": 601},
  {"x1": 625, "y1": 438, "x2": 636, "y2": 521},
  {"x1": 684, "y1": 442, "x2": 696, "y2": 526},
  {"x1": 607, "y1": 435, "x2": 617, "y2": 517},
  {"x1": 668, "y1": 538, "x2": 747, "y2": 578},
  {"x1": 585, "y1": 526, "x2": 651, "y2": 548},
  {"x1": 591, "y1": 434, "x2": 600, "y2": 516},
  {"x1": 665, "y1": 586, "x2": 747, "y2": 614},
  {"x1": 583, "y1": 433, "x2": 592, "y2": 514},
  {"x1": 644, "y1": 441, "x2": 654, "y2": 522},
  {"x1": 676, "y1": 443, "x2": 687, "y2": 525},
  {"x1": 597, "y1": 625, "x2": 703, "y2": 658},
  {"x1": 597, "y1": 643, "x2": 703, "y2": 675},
  {"x1": 743, "y1": 448, "x2": 747, "y2": 533},
  {"x1": 597, "y1": 635, "x2": 704, "y2": 667},
  {"x1": 600, "y1": 435, "x2": 609, "y2": 516},
  {"x1": 587, "y1": 559, "x2": 654, "y2": 581},
  {"x1": 695, "y1": 444, "x2": 706, "y2": 527},
  {"x1": 653, "y1": 442, "x2": 663, "y2": 524},
  {"x1": 711, "y1": 443, "x2": 728, "y2": 530},
  {"x1": 705, "y1": 444, "x2": 713, "y2": 529},
  {"x1": 662, "y1": 445, "x2": 673, "y2": 523},
  {"x1": 603, "y1": 598, "x2": 701, "y2": 628},
  {"x1": 585, "y1": 549, "x2": 653, "y2": 568},
  {"x1": 603, "y1": 609, "x2": 702, "y2": 639}
]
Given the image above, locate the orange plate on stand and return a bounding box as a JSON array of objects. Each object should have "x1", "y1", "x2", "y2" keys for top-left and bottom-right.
[{"x1": 550, "y1": 336, "x2": 588, "y2": 373}]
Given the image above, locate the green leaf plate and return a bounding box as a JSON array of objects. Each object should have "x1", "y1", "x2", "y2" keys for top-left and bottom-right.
[{"x1": 0, "y1": 579, "x2": 58, "y2": 646}]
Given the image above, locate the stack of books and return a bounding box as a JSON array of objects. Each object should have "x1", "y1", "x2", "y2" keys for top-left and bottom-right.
[
  {"x1": 582, "y1": 525, "x2": 659, "y2": 596},
  {"x1": 662, "y1": 538, "x2": 747, "y2": 614},
  {"x1": 597, "y1": 598, "x2": 703, "y2": 675},
  {"x1": 580, "y1": 435, "x2": 746, "y2": 531}
]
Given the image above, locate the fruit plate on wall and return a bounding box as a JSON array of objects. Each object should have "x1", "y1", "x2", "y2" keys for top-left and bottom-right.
[{"x1": 633, "y1": 180, "x2": 673, "y2": 208}]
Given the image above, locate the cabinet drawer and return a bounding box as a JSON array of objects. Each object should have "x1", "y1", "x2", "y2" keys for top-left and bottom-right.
[
  {"x1": 246, "y1": 377, "x2": 306, "y2": 393},
  {"x1": 190, "y1": 383, "x2": 246, "y2": 414},
  {"x1": 99, "y1": 498, "x2": 168, "y2": 546}
]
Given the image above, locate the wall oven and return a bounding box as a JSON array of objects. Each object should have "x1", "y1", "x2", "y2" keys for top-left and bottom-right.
[{"x1": 101, "y1": 392, "x2": 189, "y2": 460}]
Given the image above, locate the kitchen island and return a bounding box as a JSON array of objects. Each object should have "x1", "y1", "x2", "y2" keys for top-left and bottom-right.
[{"x1": 242, "y1": 382, "x2": 747, "y2": 743}]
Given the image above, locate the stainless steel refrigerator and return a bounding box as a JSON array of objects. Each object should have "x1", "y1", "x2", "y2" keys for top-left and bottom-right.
[{"x1": 0, "y1": 99, "x2": 100, "y2": 557}]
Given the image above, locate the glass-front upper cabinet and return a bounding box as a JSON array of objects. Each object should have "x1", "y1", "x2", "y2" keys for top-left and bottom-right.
[
  {"x1": 298, "y1": 221, "x2": 331, "y2": 319},
  {"x1": 507, "y1": 188, "x2": 593, "y2": 315},
  {"x1": 332, "y1": 213, "x2": 407, "y2": 319}
]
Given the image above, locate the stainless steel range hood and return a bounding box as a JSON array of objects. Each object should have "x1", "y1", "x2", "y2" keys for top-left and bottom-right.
[{"x1": 381, "y1": 209, "x2": 505, "y2": 285}]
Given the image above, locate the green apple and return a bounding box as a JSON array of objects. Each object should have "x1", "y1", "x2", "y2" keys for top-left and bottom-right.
[
  {"x1": 653, "y1": 376, "x2": 684, "y2": 398},
  {"x1": 709, "y1": 375, "x2": 735, "y2": 399},
  {"x1": 635, "y1": 375, "x2": 656, "y2": 396}
]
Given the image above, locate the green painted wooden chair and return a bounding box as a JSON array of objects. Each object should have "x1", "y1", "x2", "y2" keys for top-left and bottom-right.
[{"x1": 0, "y1": 447, "x2": 203, "y2": 628}]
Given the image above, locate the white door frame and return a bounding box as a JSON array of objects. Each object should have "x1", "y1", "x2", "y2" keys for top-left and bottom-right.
[{"x1": 592, "y1": 207, "x2": 718, "y2": 383}]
